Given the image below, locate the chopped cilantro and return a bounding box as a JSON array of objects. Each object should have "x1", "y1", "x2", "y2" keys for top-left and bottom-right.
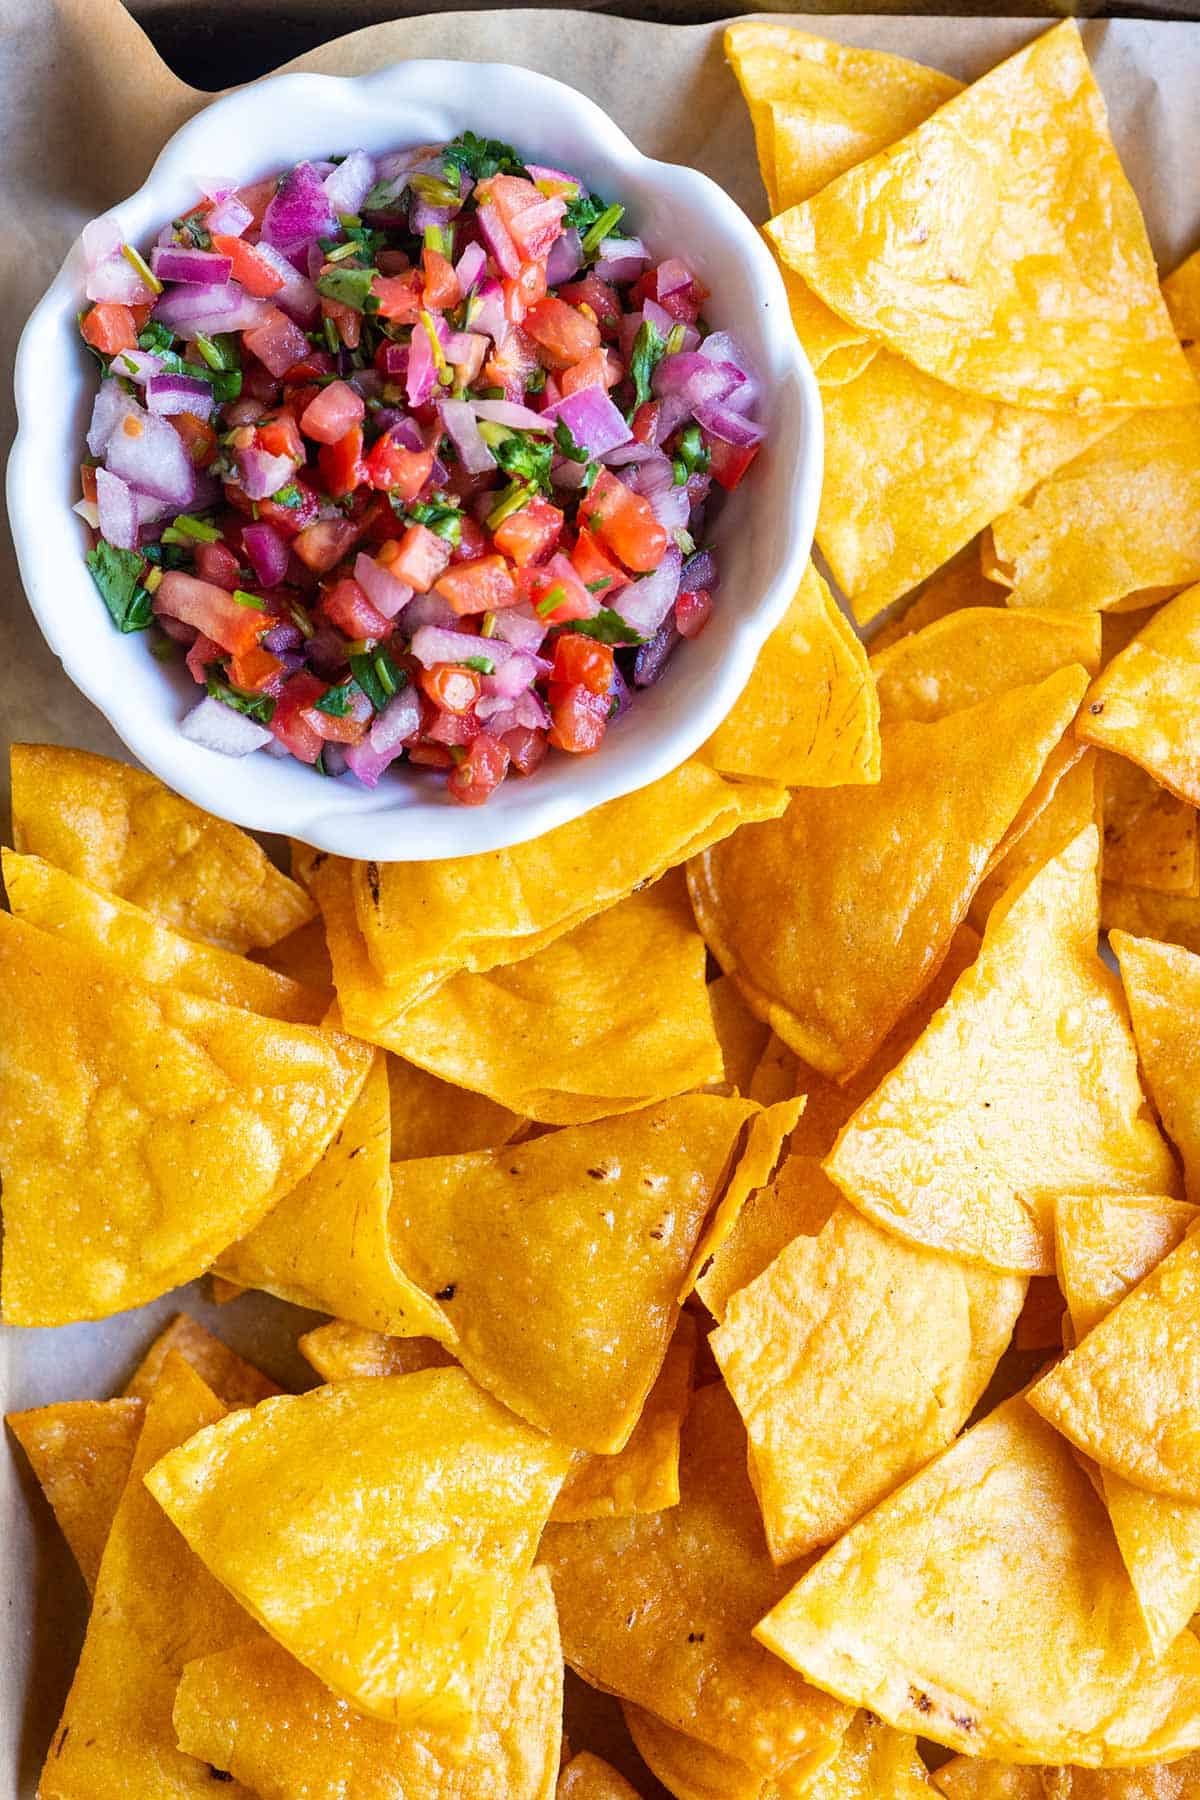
[
  {"x1": 316, "y1": 266, "x2": 378, "y2": 312},
  {"x1": 553, "y1": 420, "x2": 588, "y2": 464},
  {"x1": 491, "y1": 428, "x2": 554, "y2": 494},
  {"x1": 314, "y1": 679, "x2": 359, "y2": 717},
  {"x1": 525, "y1": 366, "x2": 547, "y2": 395},
  {"x1": 579, "y1": 202, "x2": 626, "y2": 258},
  {"x1": 270, "y1": 483, "x2": 304, "y2": 509},
  {"x1": 564, "y1": 189, "x2": 609, "y2": 238},
  {"x1": 231, "y1": 589, "x2": 267, "y2": 611},
  {"x1": 164, "y1": 513, "x2": 222, "y2": 543},
  {"x1": 671, "y1": 422, "x2": 710, "y2": 486},
  {"x1": 442, "y1": 131, "x2": 528, "y2": 181},
  {"x1": 485, "y1": 481, "x2": 534, "y2": 531},
  {"x1": 535, "y1": 584, "x2": 567, "y2": 618},
  {"x1": 629, "y1": 319, "x2": 666, "y2": 411},
  {"x1": 137, "y1": 321, "x2": 175, "y2": 355},
  {"x1": 398, "y1": 498, "x2": 463, "y2": 544},
  {"x1": 564, "y1": 607, "x2": 645, "y2": 645},
  {"x1": 204, "y1": 669, "x2": 275, "y2": 723},
  {"x1": 193, "y1": 332, "x2": 241, "y2": 373},
  {"x1": 461, "y1": 655, "x2": 495, "y2": 675},
  {"x1": 86, "y1": 541, "x2": 152, "y2": 633},
  {"x1": 349, "y1": 646, "x2": 406, "y2": 712}
]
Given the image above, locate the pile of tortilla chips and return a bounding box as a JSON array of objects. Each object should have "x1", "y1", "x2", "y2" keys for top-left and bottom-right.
[{"x1": 14, "y1": 17, "x2": 1200, "y2": 1796}]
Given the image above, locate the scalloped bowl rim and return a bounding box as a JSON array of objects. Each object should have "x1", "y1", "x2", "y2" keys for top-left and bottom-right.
[{"x1": 8, "y1": 57, "x2": 822, "y2": 859}]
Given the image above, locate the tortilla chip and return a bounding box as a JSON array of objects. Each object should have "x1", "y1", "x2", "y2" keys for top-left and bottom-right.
[
  {"x1": 723, "y1": 21, "x2": 960, "y2": 213},
  {"x1": 38, "y1": 1355, "x2": 261, "y2": 1798},
  {"x1": 1102, "y1": 882, "x2": 1200, "y2": 956},
  {"x1": 872, "y1": 608, "x2": 1100, "y2": 725},
  {"x1": 702, "y1": 565, "x2": 880, "y2": 788},
  {"x1": 386, "y1": 1094, "x2": 760, "y2": 1451},
  {"x1": 10, "y1": 743, "x2": 313, "y2": 954},
  {"x1": 989, "y1": 408, "x2": 1200, "y2": 613},
  {"x1": 298, "y1": 1321, "x2": 455, "y2": 1383},
  {"x1": 125, "y1": 1312, "x2": 281, "y2": 1408},
  {"x1": 251, "y1": 914, "x2": 334, "y2": 998},
  {"x1": 696, "y1": 1153, "x2": 841, "y2": 1324},
  {"x1": 1013, "y1": 1277, "x2": 1065, "y2": 1354},
  {"x1": 869, "y1": 546, "x2": 1005, "y2": 653},
  {"x1": 782, "y1": 269, "x2": 876, "y2": 386},
  {"x1": 350, "y1": 764, "x2": 784, "y2": 1009},
  {"x1": 1098, "y1": 754, "x2": 1199, "y2": 895},
  {"x1": 712, "y1": 1201, "x2": 1025, "y2": 1561},
  {"x1": 758, "y1": 1394, "x2": 1200, "y2": 1764},
  {"x1": 5, "y1": 1398, "x2": 143, "y2": 1594},
  {"x1": 388, "y1": 1053, "x2": 524, "y2": 1158},
  {"x1": 215, "y1": 1053, "x2": 453, "y2": 1341},
  {"x1": 769, "y1": 24, "x2": 1194, "y2": 413},
  {"x1": 681, "y1": 1098, "x2": 805, "y2": 1300},
  {"x1": 623, "y1": 1705, "x2": 764, "y2": 1800},
  {"x1": 1, "y1": 849, "x2": 326, "y2": 1023},
  {"x1": 540, "y1": 1383, "x2": 853, "y2": 1782},
  {"x1": 553, "y1": 1315, "x2": 697, "y2": 1522},
  {"x1": 317, "y1": 859, "x2": 723, "y2": 1124},
  {"x1": 708, "y1": 975, "x2": 772, "y2": 1097},
  {"x1": 932, "y1": 1763, "x2": 1045, "y2": 1799},
  {"x1": 969, "y1": 750, "x2": 1099, "y2": 931},
  {"x1": 557, "y1": 1753, "x2": 644, "y2": 1800},
  {"x1": 1113, "y1": 930, "x2": 1200, "y2": 1199},
  {"x1": 935, "y1": 1756, "x2": 1200, "y2": 1798},
  {"x1": 173, "y1": 1566, "x2": 563, "y2": 1800},
  {"x1": 0, "y1": 911, "x2": 373, "y2": 1324},
  {"x1": 688, "y1": 666, "x2": 1089, "y2": 1080},
  {"x1": 145, "y1": 1368, "x2": 571, "y2": 1735},
  {"x1": 826, "y1": 828, "x2": 1177, "y2": 1275},
  {"x1": 1078, "y1": 582, "x2": 1200, "y2": 809},
  {"x1": 1165, "y1": 249, "x2": 1200, "y2": 375}
]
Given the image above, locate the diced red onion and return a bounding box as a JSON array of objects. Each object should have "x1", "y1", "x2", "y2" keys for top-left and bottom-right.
[
  {"x1": 237, "y1": 445, "x2": 297, "y2": 501},
  {"x1": 545, "y1": 385, "x2": 632, "y2": 458},
  {"x1": 105, "y1": 407, "x2": 195, "y2": 505},
  {"x1": 693, "y1": 401, "x2": 765, "y2": 446},
  {"x1": 88, "y1": 380, "x2": 141, "y2": 456},
  {"x1": 82, "y1": 215, "x2": 123, "y2": 268},
  {"x1": 181, "y1": 695, "x2": 273, "y2": 754},
  {"x1": 698, "y1": 331, "x2": 751, "y2": 379},
  {"x1": 411, "y1": 197, "x2": 458, "y2": 236},
  {"x1": 410, "y1": 624, "x2": 478, "y2": 668},
  {"x1": 354, "y1": 551, "x2": 413, "y2": 620},
  {"x1": 595, "y1": 237, "x2": 648, "y2": 284},
  {"x1": 95, "y1": 466, "x2": 138, "y2": 550},
  {"x1": 86, "y1": 253, "x2": 156, "y2": 306},
  {"x1": 153, "y1": 279, "x2": 271, "y2": 336},
  {"x1": 206, "y1": 193, "x2": 254, "y2": 237},
  {"x1": 111, "y1": 348, "x2": 163, "y2": 385},
  {"x1": 476, "y1": 687, "x2": 550, "y2": 732},
  {"x1": 261, "y1": 620, "x2": 303, "y2": 654},
  {"x1": 526, "y1": 163, "x2": 579, "y2": 191},
  {"x1": 455, "y1": 240, "x2": 488, "y2": 293},
  {"x1": 369, "y1": 685, "x2": 423, "y2": 752},
  {"x1": 134, "y1": 489, "x2": 174, "y2": 526},
  {"x1": 632, "y1": 618, "x2": 680, "y2": 686},
  {"x1": 642, "y1": 297, "x2": 677, "y2": 341},
  {"x1": 251, "y1": 243, "x2": 320, "y2": 325},
  {"x1": 323, "y1": 150, "x2": 376, "y2": 216},
  {"x1": 476, "y1": 200, "x2": 520, "y2": 278},
  {"x1": 191, "y1": 472, "x2": 222, "y2": 512},
  {"x1": 652, "y1": 352, "x2": 741, "y2": 410},
  {"x1": 243, "y1": 521, "x2": 291, "y2": 588},
  {"x1": 151, "y1": 245, "x2": 232, "y2": 286},
  {"x1": 407, "y1": 325, "x2": 436, "y2": 408},
  {"x1": 402, "y1": 591, "x2": 458, "y2": 631},
  {"x1": 680, "y1": 548, "x2": 717, "y2": 594},
  {"x1": 654, "y1": 258, "x2": 692, "y2": 298},
  {"x1": 439, "y1": 398, "x2": 495, "y2": 475},
  {"x1": 542, "y1": 228, "x2": 581, "y2": 288},
  {"x1": 602, "y1": 440, "x2": 660, "y2": 468},
  {"x1": 146, "y1": 372, "x2": 215, "y2": 420},
  {"x1": 443, "y1": 332, "x2": 488, "y2": 387},
  {"x1": 262, "y1": 161, "x2": 337, "y2": 253},
  {"x1": 608, "y1": 662, "x2": 632, "y2": 720},
  {"x1": 614, "y1": 545, "x2": 682, "y2": 636},
  {"x1": 243, "y1": 308, "x2": 310, "y2": 378},
  {"x1": 481, "y1": 649, "x2": 544, "y2": 699},
  {"x1": 550, "y1": 457, "x2": 589, "y2": 491},
  {"x1": 469, "y1": 399, "x2": 554, "y2": 432},
  {"x1": 490, "y1": 605, "x2": 547, "y2": 653}
]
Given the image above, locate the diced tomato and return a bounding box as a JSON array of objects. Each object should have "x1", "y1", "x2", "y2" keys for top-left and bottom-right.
[
  {"x1": 80, "y1": 464, "x2": 98, "y2": 503},
  {"x1": 301, "y1": 683, "x2": 372, "y2": 745},
  {"x1": 284, "y1": 349, "x2": 335, "y2": 384},
  {"x1": 675, "y1": 587, "x2": 713, "y2": 639},
  {"x1": 210, "y1": 233, "x2": 285, "y2": 298},
  {"x1": 240, "y1": 361, "x2": 282, "y2": 405},
  {"x1": 492, "y1": 496, "x2": 563, "y2": 568},
  {"x1": 560, "y1": 348, "x2": 621, "y2": 397},
  {"x1": 425, "y1": 707, "x2": 480, "y2": 747},
  {"x1": 448, "y1": 732, "x2": 510, "y2": 805},
  {"x1": 256, "y1": 411, "x2": 305, "y2": 464},
  {"x1": 234, "y1": 177, "x2": 277, "y2": 230},
  {"x1": 129, "y1": 303, "x2": 153, "y2": 332},
  {"x1": 482, "y1": 327, "x2": 541, "y2": 400},
  {"x1": 300, "y1": 380, "x2": 365, "y2": 446},
  {"x1": 584, "y1": 469, "x2": 669, "y2": 573},
  {"x1": 389, "y1": 523, "x2": 452, "y2": 592},
  {"x1": 185, "y1": 631, "x2": 224, "y2": 686},
  {"x1": 80, "y1": 302, "x2": 137, "y2": 355},
  {"x1": 523, "y1": 296, "x2": 601, "y2": 370},
  {"x1": 283, "y1": 381, "x2": 321, "y2": 420},
  {"x1": 557, "y1": 275, "x2": 622, "y2": 338},
  {"x1": 193, "y1": 540, "x2": 241, "y2": 591},
  {"x1": 519, "y1": 553, "x2": 595, "y2": 625},
  {"x1": 421, "y1": 247, "x2": 461, "y2": 310},
  {"x1": 270, "y1": 673, "x2": 327, "y2": 764},
  {"x1": 318, "y1": 576, "x2": 391, "y2": 641},
  {"x1": 630, "y1": 401, "x2": 660, "y2": 446},
  {"x1": 408, "y1": 742, "x2": 455, "y2": 768},
  {"x1": 548, "y1": 682, "x2": 608, "y2": 754},
  {"x1": 318, "y1": 425, "x2": 365, "y2": 499},
  {"x1": 291, "y1": 516, "x2": 361, "y2": 571},
  {"x1": 153, "y1": 571, "x2": 264, "y2": 658},
  {"x1": 371, "y1": 271, "x2": 423, "y2": 323},
  {"x1": 321, "y1": 297, "x2": 361, "y2": 349},
  {"x1": 705, "y1": 434, "x2": 760, "y2": 492},
  {"x1": 436, "y1": 554, "x2": 517, "y2": 616},
  {"x1": 418, "y1": 664, "x2": 482, "y2": 715},
  {"x1": 450, "y1": 516, "x2": 489, "y2": 563},
  {"x1": 552, "y1": 634, "x2": 614, "y2": 696},
  {"x1": 630, "y1": 268, "x2": 707, "y2": 325},
  {"x1": 169, "y1": 411, "x2": 218, "y2": 468},
  {"x1": 480, "y1": 174, "x2": 566, "y2": 263},
  {"x1": 229, "y1": 644, "x2": 287, "y2": 692},
  {"x1": 242, "y1": 309, "x2": 310, "y2": 379},
  {"x1": 363, "y1": 434, "x2": 433, "y2": 499},
  {"x1": 503, "y1": 260, "x2": 548, "y2": 324},
  {"x1": 501, "y1": 724, "x2": 549, "y2": 776}
]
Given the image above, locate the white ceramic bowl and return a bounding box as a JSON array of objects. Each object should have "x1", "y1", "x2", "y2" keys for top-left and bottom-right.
[{"x1": 8, "y1": 60, "x2": 821, "y2": 859}]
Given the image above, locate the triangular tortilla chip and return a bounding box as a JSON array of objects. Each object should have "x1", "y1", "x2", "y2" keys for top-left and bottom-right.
[
  {"x1": 1, "y1": 849, "x2": 326, "y2": 1023},
  {"x1": 252, "y1": 915, "x2": 334, "y2": 1000},
  {"x1": 173, "y1": 1566, "x2": 563, "y2": 1800},
  {"x1": 869, "y1": 545, "x2": 1005, "y2": 654},
  {"x1": 540, "y1": 1383, "x2": 853, "y2": 1783},
  {"x1": 723, "y1": 21, "x2": 960, "y2": 213},
  {"x1": 385, "y1": 1094, "x2": 760, "y2": 1451},
  {"x1": 826, "y1": 828, "x2": 1177, "y2": 1274},
  {"x1": 215, "y1": 1053, "x2": 453, "y2": 1341},
  {"x1": 5, "y1": 1398, "x2": 143, "y2": 1595},
  {"x1": 696, "y1": 1153, "x2": 841, "y2": 1325},
  {"x1": 349, "y1": 763, "x2": 784, "y2": 1009},
  {"x1": 145, "y1": 1368, "x2": 570, "y2": 1735},
  {"x1": 1013, "y1": 1277, "x2": 1065, "y2": 1353},
  {"x1": 557, "y1": 1753, "x2": 644, "y2": 1800},
  {"x1": 687, "y1": 666, "x2": 1089, "y2": 1080},
  {"x1": 10, "y1": 743, "x2": 313, "y2": 953},
  {"x1": 702, "y1": 565, "x2": 880, "y2": 788},
  {"x1": 769, "y1": 24, "x2": 1194, "y2": 412},
  {"x1": 681, "y1": 1098, "x2": 804, "y2": 1300},
  {"x1": 124, "y1": 1312, "x2": 281, "y2": 1408},
  {"x1": 783, "y1": 269, "x2": 876, "y2": 386},
  {"x1": 712, "y1": 1201, "x2": 1025, "y2": 1562},
  {"x1": 0, "y1": 911, "x2": 373, "y2": 1323},
  {"x1": 38, "y1": 1355, "x2": 260, "y2": 1798},
  {"x1": 757, "y1": 1395, "x2": 1200, "y2": 1765},
  {"x1": 1030, "y1": 1229, "x2": 1200, "y2": 1505},
  {"x1": 316, "y1": 859, "x2": 723, "y2": 1123},
  {"x1": 298, "y1": 1321, "x2": 456, "y2": 1382},
  {"x1": 935, "y1": 1754, "x2": 1200, "y2": 1798},
  {"x1": 871, "y1": 608, "x2": 1100, "y2": 724},
  {"x1": 387, "y1": 1053, "x2": 524, "y2": 1158},
  {"x1": 623, "y1": 1705, "x2": 764, "y2": 1800},
  {"x1": 1102, "y1": 881, "x2": 1200, "y2": 956},
  {"x1": 1165, "y1": 249, "x2": 1200, "y2": 375},
  {"x1": 1077, "y1": 582, "x2": 1200, "y2": 808},
  {"x1": 1098, "y1": 753, "x2": 1198, "y2": 895},
  {"x1": 708, "y1": 974, "x2": 772, "y2": 1097},
  {"x1": 969, "y1": 750, "x2": 1099, "y2": 932},
  {"x1": 1113, "y1": 930, "x2": 1200, "y2": 1199}
]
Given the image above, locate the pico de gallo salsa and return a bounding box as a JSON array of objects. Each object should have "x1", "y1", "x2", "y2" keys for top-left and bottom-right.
[{"x1": 76, "y1": 133, "x2": 764, "y2": 804}]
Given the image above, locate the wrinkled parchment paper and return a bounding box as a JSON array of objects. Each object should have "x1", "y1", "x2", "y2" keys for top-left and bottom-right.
[{"x1": 3, "y1": 6, "x2": 1200, "y2": 1791}]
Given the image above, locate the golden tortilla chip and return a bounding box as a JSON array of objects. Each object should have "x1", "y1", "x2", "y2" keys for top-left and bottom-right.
[
  {"x1": 869, "y1": 546, "x2": 1005, "y2": 654},
  {"x1": 124, "y1": 1312, "x2": 281, "y2": 1408},
  {"x1": 251, "y1": 915, "x2": 334, "y2": 998},
  {"x1": 348, "y1": 764, "x2": 783, "y2": 1009},
  {"x1": 708, "y1": 975, "x2": 772, "y2": 1097},
  {"x1": 1165, "y1": 249, "x2": 1200, "y2": 375},
  {"x1": 701, "y1": 564, "x2": 880, "y2": 788},
  {"x1": 758, "y1": 1394, "x2": 1200, "y2": 1765},
  {"x1": 826, "y1": 828, "x2": 1176, "y2": 1274},
  {"x1": 681, "y1": 1098, "x2": 804, "y2": 1300},
  {"x1": 215, "y1": 1053, "x2": 453, "y2": 1341},
  {"x1": 1078, "y1": 583, "x2": 1200, "y2": 809},
  {"x1": 688, "y1": 666, "x2": 1088, "y2": 1080},
  {"x1": 5, "y1": 1398, "x2": 143, "y2": 1594},
  {"x1": 1, "y1": 849, "x2": 326, "y2": 1023},
  {"x1": 317, "y1": 859, "x2": 723, "y2": 1124},
  {"x1": 623, "y1": 1705, "x2": 764, "y2": 1800},
  {"x1": 872, "y1": 608, "x2": 1100, "y2": 725},
  {"x1": 1012, "y1": 1277, "x2": 1065, "y2": 1354},
  {"x1": 769, "y1": 24, "x2": 1194, "y2": 412},
  {"x1": 540, "y1": 1383, "x2": 853, "y2": 1782},
  {"x1": 969, "y1": 750, "x2": 1099, "y2": 932},
  {"x1": 298, "y1": 1321, "x2": 456, "y2": 1382},
  {"x1": 932, "y1": 1764, "x2": 1047, "y2": 1799},
  {"x1": 696, "y1": 1153, "x2": 841, "y2": 1324},
  {"x1": 782, "y1": 269, "x2": 876, "y2": 387},
  {"x1": 712, "y1": 1201, "x2": 1025, "y2": 1561},
  {"x1": 553, "y1": 1315, "x2": 697, "y2": 1522},
  {"x1": 387, "y1": 1053, "x2": 524, "y2": 1158},
  {"x1": 1099, "y1": 754, "x2": 1199, "y2": 895},
  {"x1": 723, "y1": 21, "x2": 960, "y2": 213},
  {"x1": 173, "y1": 1566, "x2": 563, "y2": 1800},
  {"x1": 1113, "y1": 930, "x2": 1200, "y2": 1199},
  {"x1": 1102, "y1": 881, "x2": 1200, "y2": 956},
  {"x1": 989, "y1": 409, "x2": 1200, "y2": 613},
  {"x1": 145, "y1": 1368, "x2": 571, "y2": 1735},
  {"x1": 935, "y1": 1755, "x2": 1200, "y2": 1798},
  {"x1": 386, "y1": 1094, "x2": 760, "y2": 1451},
  {"x1": 0, "y1": 911, "x2": 373, "y2": 1324},
  {"x1": 38, "y1": 1355, "x2": 261, "y2": 1799},
  {"x1": 10, "y1": 743, "x2": 313, "y2": 953},
  {"x1": 557, "y1": 1753, "x2": 644, "y2": 1800}
]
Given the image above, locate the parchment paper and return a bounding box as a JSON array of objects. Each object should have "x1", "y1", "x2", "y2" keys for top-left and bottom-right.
[{"x1": 2, "y1": 6, "x2": 1200, "y2": 1792}]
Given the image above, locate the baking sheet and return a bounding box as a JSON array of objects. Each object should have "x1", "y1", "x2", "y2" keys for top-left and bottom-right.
[{"x1": 3, "y1": 5, "x2": 1200, "y2": 1791}]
